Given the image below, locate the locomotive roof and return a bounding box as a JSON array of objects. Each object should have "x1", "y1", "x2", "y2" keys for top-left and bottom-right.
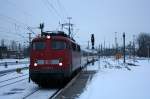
[
  {"x1": 42, "y1": 31, "x2": 68, "y2": 37},
  {"x1": 33, "y1": 31, "x2": 77, "y2": 44}
]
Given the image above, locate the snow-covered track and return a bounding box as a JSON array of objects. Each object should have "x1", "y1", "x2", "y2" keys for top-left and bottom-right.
[
  {"x1": 0, "y1": 77, "x2": 28, "y2": 88},
  {"x1": 22, "y1": 88, "x2": 40, "y2": 99},
  {"x1": 49, "y1": 89, "x2": 62, "y2": 99},
  {"x1": 22, "y1": 72, "x2": 81, "y2": 99},
  {"x1": 22, "y1": 88, "x2": 59, "y2": 99},
  {"x1": 0, "y1": 73, "x2": 28, "y2": 84},
  {"x1": 0, "y1": 73, "x2": 7, "y2": 77}
]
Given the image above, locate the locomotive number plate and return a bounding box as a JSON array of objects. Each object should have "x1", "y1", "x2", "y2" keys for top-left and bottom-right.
[{"x1": 50, "y1": 59, "x2": 59, "y2": 64}]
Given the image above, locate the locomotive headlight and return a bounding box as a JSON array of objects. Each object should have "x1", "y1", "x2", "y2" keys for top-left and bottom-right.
[
  {"x1": 59, "y1": 62, "x2": 63, "y2": 66},
  {"x1": 47, "y1": 35, "x2": 51, "y2": 39},
  {"x1": 34, "y1": 63, "x2": 37, "y2": 67}
]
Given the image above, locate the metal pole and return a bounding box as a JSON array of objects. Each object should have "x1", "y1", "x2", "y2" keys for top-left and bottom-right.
[
  {"x1": 115, "y1": 32, "x2": 118, "y2": 54},
  {"x1": 67, "y1": 17, "x2": 72, "y2": 37},
  {"x1": 27, "y1": 33, "x2": 32, "y2": 46},
  {"x1": 61, "y1": 24, "x2": 64, "y2": 31},
  {"x1": 28, "y1": 33, "x2": 31, "y2": 83},
  {"x1": 98, "y1": 44, "x2": 101, "y2": 70},
  {"x1": 104, "y1": 39, "x2": 105, "y2": 57},
  {"x1": 129, "y1": 41, "x2": 132, "y2": 59},
  {"x1": 133, "y1": 35, "x2": 136, "y2": 62},
  {"x1": 123, "y1": 32, "x2": 126, "y2": 63},
  {"x1": 88, "y1": 41, "x2": 89, "y2": 49},
  {"x1": 148, "y1": 46, "x2": 150, "y2": 62}
]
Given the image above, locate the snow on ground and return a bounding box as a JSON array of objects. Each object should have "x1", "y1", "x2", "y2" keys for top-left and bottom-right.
[
  {"x1": 0, "y1": 58, "x2": 29, "y2": 63},
  {"x1": 79, "y1": 57, "x2": 150, "y2": 99},
  {"x1": 0, "y1": 69, "x2": 35, "y2": 99},
  {"x1": 0, "y1": 64, "x2": 29, "y2": 72},
  {"x1": 0, "y1": 69, "x2": 57, "y2": 99},
  {"x1": 0, "y1": 58, "x2": 29, "y2": 72}
]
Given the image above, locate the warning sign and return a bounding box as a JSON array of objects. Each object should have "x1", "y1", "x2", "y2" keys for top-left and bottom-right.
[{"x1": 115, "y1": 53, "x2": 122, "y2": 59}]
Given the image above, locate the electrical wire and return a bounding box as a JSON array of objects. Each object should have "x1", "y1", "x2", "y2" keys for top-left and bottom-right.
[
  {"x1": 5, "y1": 0, "x2": 33, "y2": 18},
  {"x1": 56, "y1": 0, "x2": 68, "y2": 17},
  {"x1": 0, "y1": 13, "x2": 35, "y2": 34},
  {"x1": 0, "y1": 29, "x2": 28, "y2": 40},
  {"x1": 42, "y1": 0, "x2": 64, "y2": 22}
]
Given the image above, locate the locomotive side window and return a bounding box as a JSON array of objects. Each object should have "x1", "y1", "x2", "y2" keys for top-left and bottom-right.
[
  {"x1": 32, "y1": 42, "x2": 45, "y2": 50},
  {"x1": 51, "y1": 41, "x2": 67, "y2": 50},
  {"x1": 71, "y1": 43, "x2": 76, "y2": 51},
  {"x1": 77, "y1": 45, "x2": 81, "y2": 52}
]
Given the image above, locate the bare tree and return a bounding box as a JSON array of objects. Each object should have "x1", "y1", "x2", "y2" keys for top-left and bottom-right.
[
  {"x1": 136, "y1": 33, "x2": 150, "y2": 57},
  {"x1": 1, "y1": 39, "x2": 5, "y2": 47},
  {"x1": 10, "y1": 40, "x2": 17, "y2": 51}
]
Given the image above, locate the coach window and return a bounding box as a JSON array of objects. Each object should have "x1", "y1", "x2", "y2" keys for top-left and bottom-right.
[
  {"x1": 51, "y1": 41, "x2": 67, "y2": 50},
  {"x1": 32, "y1": 42, "x2": 45, "y2": 50}
]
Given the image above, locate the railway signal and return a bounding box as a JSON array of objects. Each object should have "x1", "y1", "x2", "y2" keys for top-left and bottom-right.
[
  {"x1": 91, "y1": 34, "x2": 95, "y2": 49},
  {"x1": 39, "y1": 23, "x2": 44, "y2": 35}
]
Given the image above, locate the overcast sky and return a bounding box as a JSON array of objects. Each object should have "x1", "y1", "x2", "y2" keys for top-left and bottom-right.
[{"x1": 0, "y1": 0, "x2": 150, "y2": 48}]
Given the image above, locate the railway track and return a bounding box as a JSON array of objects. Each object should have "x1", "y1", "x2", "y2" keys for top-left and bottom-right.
[
  {"x1": 0, "y1": 78, "x2": 28, "y2": 88},
  {"x1": 24, "y1": 58, "x2": 97, "y2": 99},
  {"x1": 49, "y1": 89, "x2": 62, "y2": 99},
  {"x1": 22, "y1": 88, "x2": 59, "y2": 99},
  {"x1": 22, "y1": 71, "x2": 81, "y2": 99},
  {"x1": 0, "y1": 58, "x2": 94, "y2": 98},
  {"x1": 0, "y1": 73, "x2": 28, "y2": 88},
  {"x1": 0, "y1": 73, "x2": 28, "y2": 84},
  {"x1": 22, "y1": 88, "x2": 40, "y2": 99},
  {"x1": 0, "y1": 73, "x2": 7, "y2": 77}
]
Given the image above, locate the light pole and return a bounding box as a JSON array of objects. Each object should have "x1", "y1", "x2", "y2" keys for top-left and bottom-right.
[
  {"x1": 115, "y1": 32, "x2": 118, "y2": 54},
  {"x1": 133, "y1": 35, "x2": 136, "y2": 62},
  {"x1": 148, "y1": 46, "x2": 150, "y2": 62},
  {"x1": 146, "y1": 42, "x2": 150, "y2": 62},
  {"x1": 123, "y1": 32, "x2": 126, "y2": 63},
  {"x1": 147, "y1": 44, "x2": 150, "y2": 62}
]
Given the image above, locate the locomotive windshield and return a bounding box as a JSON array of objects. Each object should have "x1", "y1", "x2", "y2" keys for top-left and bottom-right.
[
  {"x1": 51, "y1": 41, "x2": 67, "y2": 50},
  {"x1": 32, "y1": 42, "x2": 45, "y2": 50}
]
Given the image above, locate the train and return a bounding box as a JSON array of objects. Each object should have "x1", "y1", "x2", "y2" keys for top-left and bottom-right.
[
  {"x1": 29, "y1": 31, "x2": 83, "y2": 86},
  {"x1": 29, "y1": 31, "x2": 97, "y2": 86}
]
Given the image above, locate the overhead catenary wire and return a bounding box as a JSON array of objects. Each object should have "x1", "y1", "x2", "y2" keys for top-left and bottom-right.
[
  {"x1": 2, "y1": 0, "x2": 69, "y2": 34},
  {"x1": 46, "y1": 0, "x2": 64, "y2": 20},
  {"x1": 4, "y1": 0, "x2": 49, "y2": 33},
  {"x1": 0, "y1": 15, "x2": 26, "y2": 31},
  {"x1": 56, "y1": 0, "x2": 68, "y2": 17},
  {"x1": 0, "y1": 0, "x2": 73, "y2": 42},
  {"x1": 3, "y1": 0, "x2": 34, "y2": 31},
  {"x1": 0, "y1": 13, "x2": 35, "y2": 34},
  {"x1": 5, "y1": 0, "x2": 33, "y2": 18},
  {"x1": 42, "y1": 0, "x2": 64, "y2": 22},
  {"x1": 0, "y1": 13, "x2": 37, "y2": 46},
  {"x1": 0, "y1": 25, "x2": 29, "y2": 42},
  {"x1": 0, "y1": 30, "x2": 28, "y2": 40}
]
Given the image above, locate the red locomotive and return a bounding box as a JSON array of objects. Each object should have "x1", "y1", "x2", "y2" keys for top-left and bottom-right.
[{"x1": 29, "y1": 31, "x2": 81, "y2": 86}]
